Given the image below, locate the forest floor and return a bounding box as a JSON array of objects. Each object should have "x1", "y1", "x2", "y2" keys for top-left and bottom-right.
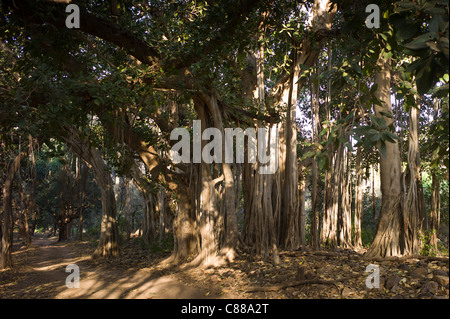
[{"x1": 0, "y1": 233, "x2": 448, "y2": 299}]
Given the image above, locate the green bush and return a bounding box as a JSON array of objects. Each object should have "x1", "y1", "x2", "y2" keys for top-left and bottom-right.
[
  {"x1": 85, "y1": 226, "x2": 100, "y2": 237},
  {"x1": 135, "y1": 235, "x2": 174, "y2": 253},
  {"x1": 419, "y1": 229, "x2": 438, "y2": 257}
]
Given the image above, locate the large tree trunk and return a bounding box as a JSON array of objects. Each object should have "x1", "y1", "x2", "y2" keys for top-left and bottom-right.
[
  {"x1": 365, "y1": 57, "x2": 404, "y2": 258},
  {"x1": 167, "y1": 189, "x2": 197, "y2": 265},
  {"x1": 63, "y1": 127, "x2": 119, "y2": 258},
  {"x1": 240, "y1": 42, "x2": 280, "y2": 264},
  {"x1": 57, "y1": 217, "x2": 69, "y2": 242},
  {"x1": 1, "y1": 149, "x2": 27, "y2": 269},
  {"x1": 201, "y1": 94, "x2": 238, "y2": 263},
  {"x1": 321, "y1": 135, "x2": 353, "y2": 249},
  {"x1": 240, "y1": 0, "x2": 336, "y2": 256},
  {"x1": 402, "y1": 105, "x2": 425, "y2": 255}
]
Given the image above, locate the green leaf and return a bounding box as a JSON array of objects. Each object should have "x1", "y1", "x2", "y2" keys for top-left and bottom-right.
[
  {"x1": 319, "y1": 127, "x2": 328, "y2": 137},
  {"x1": 416, "y1": 57, "x2": 435, "y2": 95},
  {"x1": 395, "y1": 20, "x2": 418, "y2": 41},
  {"x1": 317, "y1": 155, "x2": 329, "y2": 171},
  {"x1": 378, "y1": 140, "x2": 387, "y2": 158},
  {"x1": 429, "y1": 15, "x2": 443, "y2": 35},
  {"x1": 405, "y1": 56, "x2": 430, "y2": 73},
  {"x1": 370, "y1": 114, "x2": 387, "y2": 129},
  {"x1": 367, "y1": 128, "x2": 381, "y2": 142},
  {"x1": 370, "y1": 84, "x2": 378, "y2": 93},
  {"x1": 379, "y1": 111, "x2": 394, "y2": 118},
  {"x1": 351, "y1": 63, "x2": 363, "y2": 77},
  {"x1": 404, "y1": 32, "x2": 437, "y2": 50},
  {"x1": 302, "y1": 151, "x2": 316, "y2": 159},
  {"x1": 382, "y1": 131, "x2": 400, "y2": 143}
]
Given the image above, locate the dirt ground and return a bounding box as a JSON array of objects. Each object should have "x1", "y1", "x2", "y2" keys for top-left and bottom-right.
[{"x1": 0, "y1": 234, "x2": 448, "y2": 299}]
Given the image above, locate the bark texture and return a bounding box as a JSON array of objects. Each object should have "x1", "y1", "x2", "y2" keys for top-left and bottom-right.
[{"x1": 365, "y1": 57, "x2": 404, "y2": 258}]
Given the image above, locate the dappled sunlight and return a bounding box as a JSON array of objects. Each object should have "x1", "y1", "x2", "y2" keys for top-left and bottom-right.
[
  {"x1": 55, "y1": 266, "x2": 214, "y2": 299},
  {"x1": 1, "y1": 0, "x2": 448, "y2": 303}
]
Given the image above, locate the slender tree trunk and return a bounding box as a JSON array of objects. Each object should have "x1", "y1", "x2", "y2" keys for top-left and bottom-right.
[
  {"x1": 429, "y1": 172, "x2": 440, "y2": 250},
  {"x1": 338, "y1": 145, "x2": 353, "y2": 248},
  {"x1": 157, "y1": 188, "x2": 167, "y2": 241},
  {"x1": 299, "y1": 169, "x2": 307, "y2": 248},
  {"x1": 17, "y1": 165, "x2": 31, "y2": 247},
  {"x1": 78, "y1": 213, "x2": 83, "y2": 241},
  {"x1": 321, "y1": 152, "x2": 333, "y2": 247},
  {"x1": 282, "y1": 50, "x2": 301, "y2": 251},
  {"x1": 372, "y1": 165, "x2": 377, "y2": 224},
  {"x1": 310, "y1": 73, "x2": 320, "y2": 250},
  {"x1": 354, "y1": 147, "x2": 363, "y2": 248},
  {"x1": 28, "y1": 135, "x2": 38, "y2": 239},
  {"x1": 123, "y1": 179, "x2": 132, "y2": 241},
  {"x1": 58, "y1": 165, "x2": 70, "y2": 242},
  {"x1": 1, "y1": 149, "x2": 27, "y2": 269}
]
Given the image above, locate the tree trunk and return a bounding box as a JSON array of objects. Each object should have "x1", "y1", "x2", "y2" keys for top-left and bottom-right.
[
  {"x1": 157, "y1": 188, "x2": 167, "y2": 241},
  {"x1": 354, "y1": 147, "x2": 363, "y2": 248},
  {"x1": 239, "y1": 41, "x2": 280, "y2": 264},
  {"x1": 63, "y1": 127, "x2": 119, "y2": 258},
  {"x1": 365, "y1": 56, "x2": 404, "y2": 258},
  {"x1": 282, "y1": 50, "x2": 301, "y2": 251},
  {"x1": 1, "y1": 149, "x2": 27, "y2": 269},
  {"x1": 78, "y1": 212, "x2": 83, "y2": 241},
  {"x1": 58, "y1": 219, "x2": 68, "y2": 242},
  {"x1": 132, "y1": 168, "x2": 157, "y2": 245},
  {"x1": 310, "y1": 72, "x2": 320, "y2": 250},
  {"x1": 429, "y1": 172, "x2": 440, "y2": 250},
  {"x1": 167, "y1": 190, "x2": 197, "y2": 264},
  {"x1": 201, "y1": 93, "x2": 238, "y2": 263},
  {"x1": 123, "y1": 179, "x2": 132, "y2": 241},
  {"x1": 299, "y1": 169, "x2": 307, "y2": 248},
  {"x1": 372, "y1": 165, "x2": 377, "y2": 224},
  {"x1": 17, "y1": 164, "x2": 31, "y2": 247},
  {"x1": 402, "y1": 105, "x2": 425, "y2": 255},
  {"x1": 338, "y1": 145, "x2": 353, "y2": 248}
]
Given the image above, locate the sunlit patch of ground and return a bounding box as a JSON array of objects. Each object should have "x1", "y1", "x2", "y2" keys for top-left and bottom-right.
[{"x1": 1, "y1": 234, "x2": 448, "y2": 299}]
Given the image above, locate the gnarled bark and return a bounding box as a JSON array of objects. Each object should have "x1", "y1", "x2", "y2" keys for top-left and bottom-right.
[{"x1": 365, "y1": 57, "x2": 404, "y2": 258}]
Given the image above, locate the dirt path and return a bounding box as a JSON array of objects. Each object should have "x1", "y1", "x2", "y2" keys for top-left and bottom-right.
[
  {"x1": 0, "y1": 234, "x2": 219, "y2": 299},
  {"x1": 2, "y1": 234, "x2": 448, "y2": 299}
]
